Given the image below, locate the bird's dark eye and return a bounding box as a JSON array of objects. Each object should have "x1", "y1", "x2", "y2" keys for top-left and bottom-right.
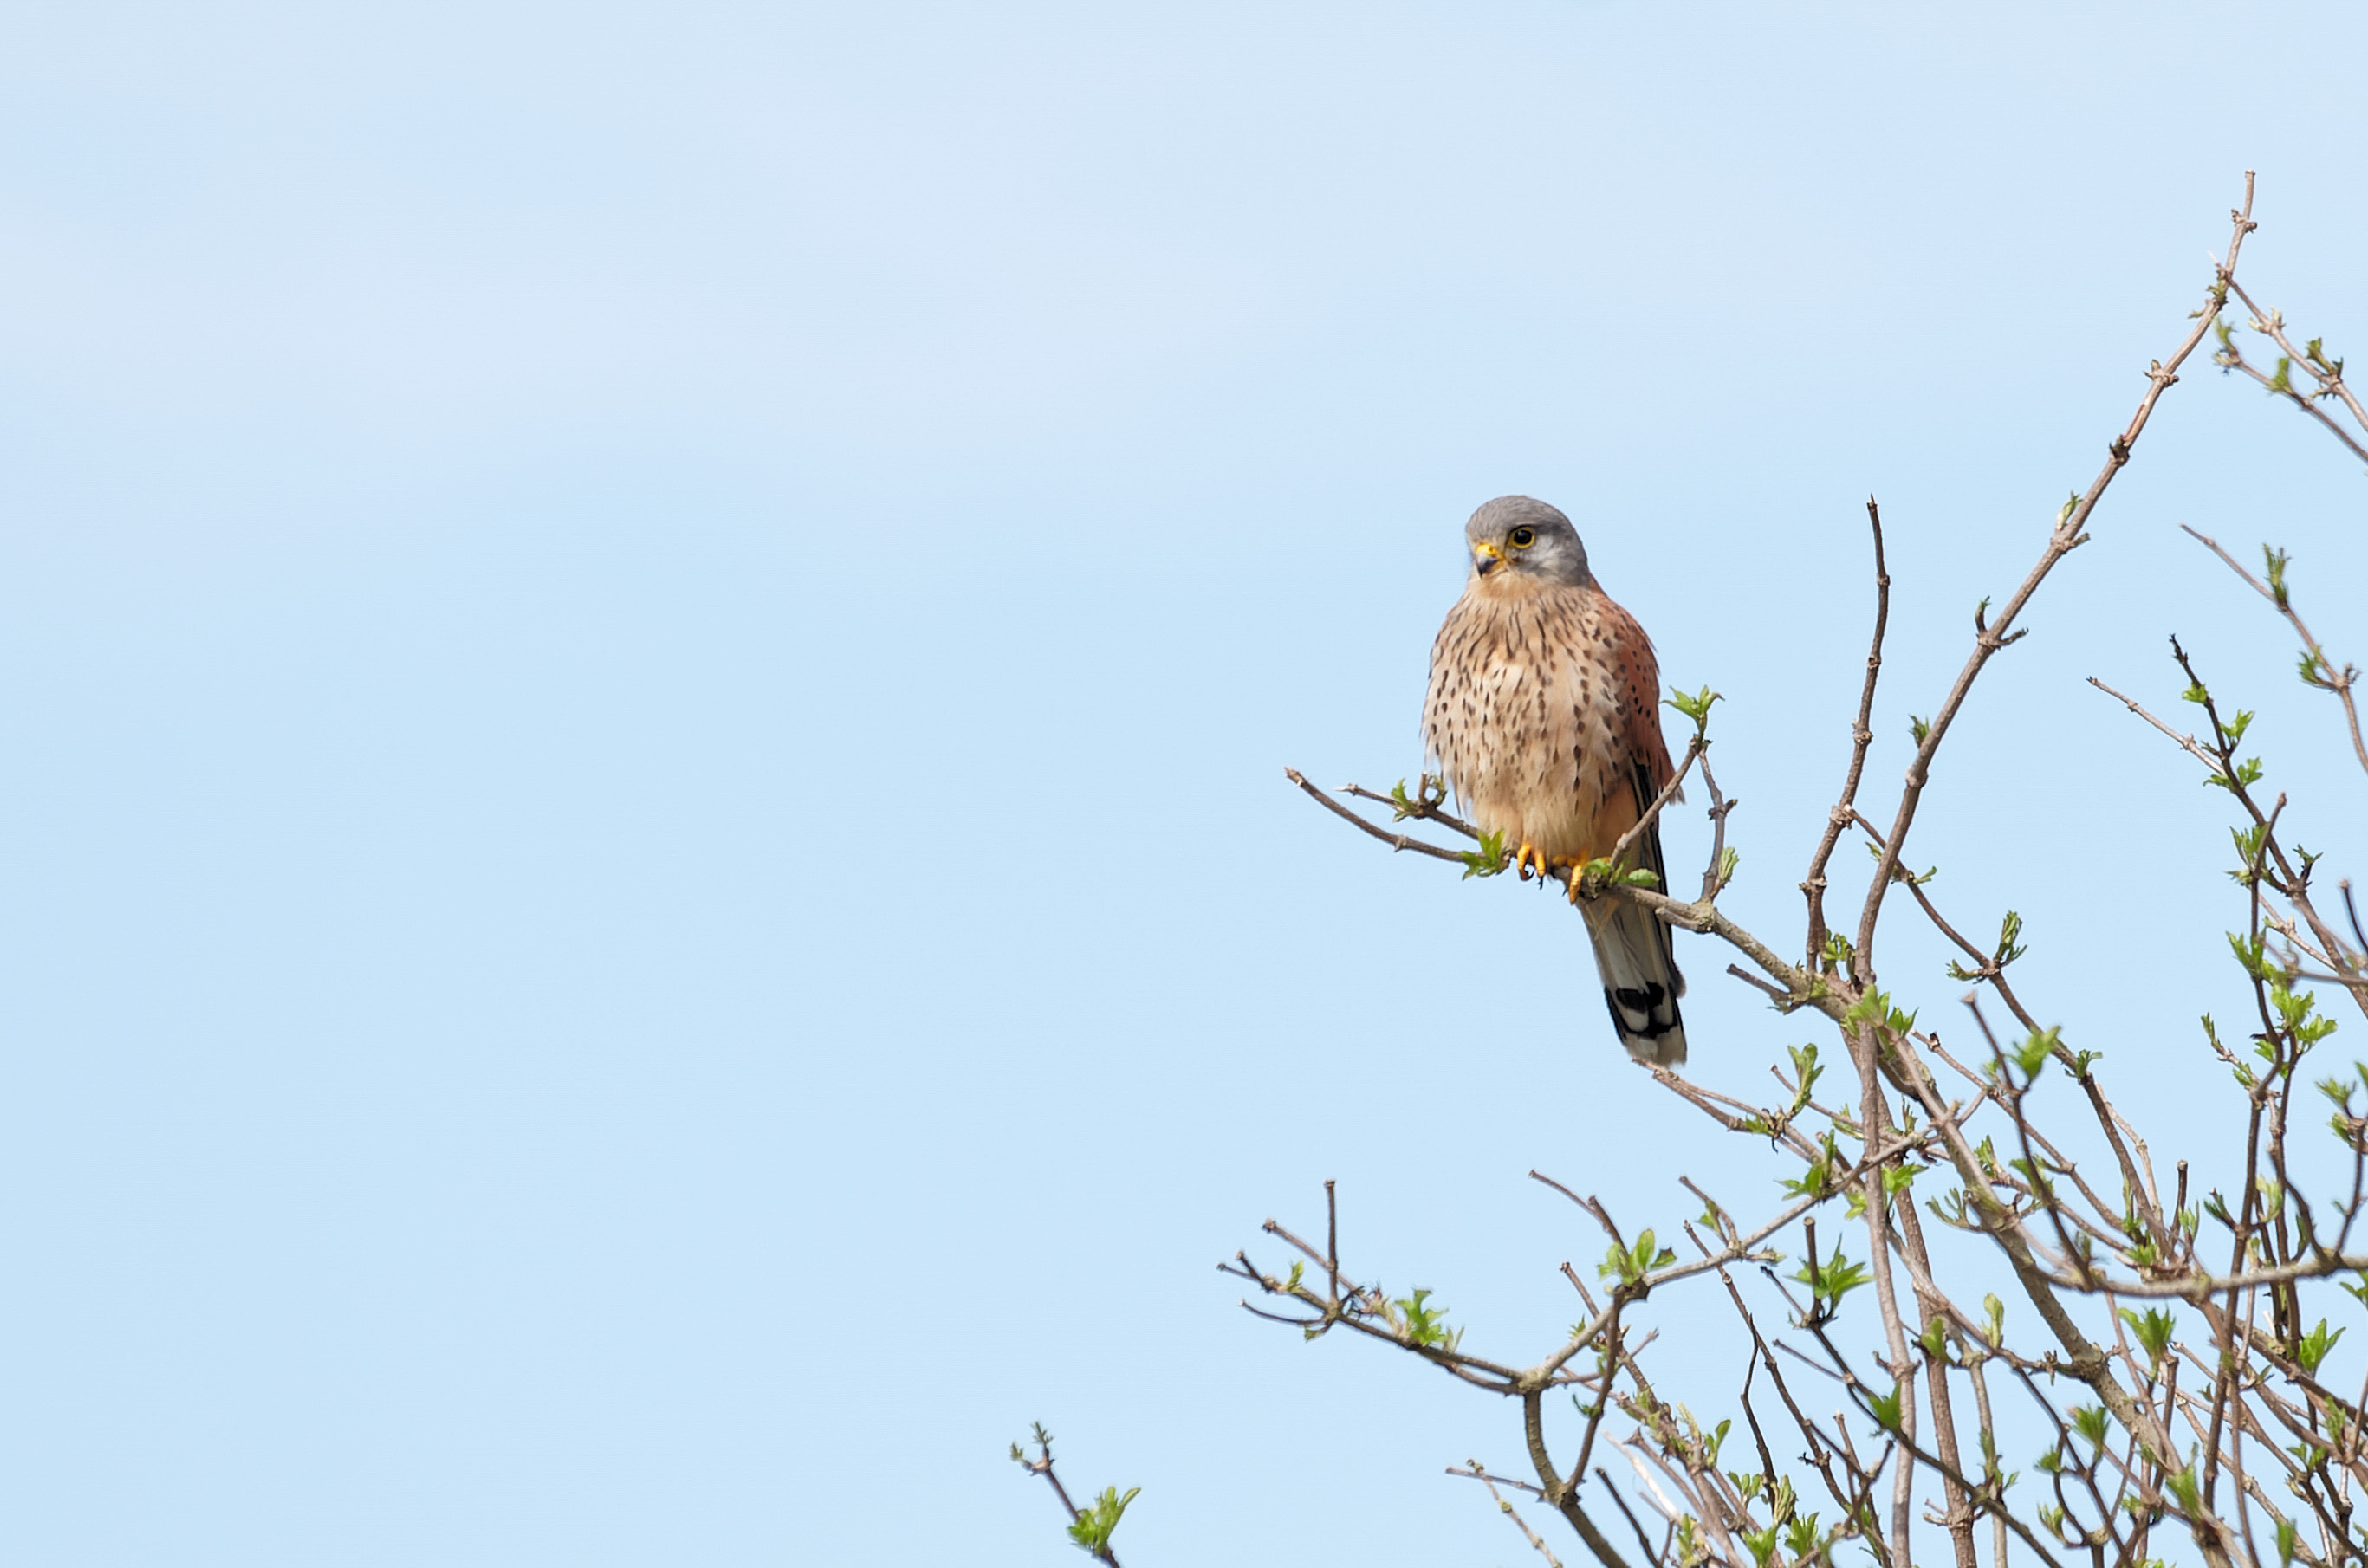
[{"x1": 1508, "y1": 527, "x2": 1536, "y2": 548}]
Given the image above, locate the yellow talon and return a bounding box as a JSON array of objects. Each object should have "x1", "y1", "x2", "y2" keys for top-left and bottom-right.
[{"x1": 1514, "y1": 841, "x2": 1547, "y2": 882}]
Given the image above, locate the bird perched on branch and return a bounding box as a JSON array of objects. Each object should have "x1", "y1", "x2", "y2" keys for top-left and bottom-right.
[{"x1": 1423, "y1": 496, "x2": 1688, "y2": 1065}]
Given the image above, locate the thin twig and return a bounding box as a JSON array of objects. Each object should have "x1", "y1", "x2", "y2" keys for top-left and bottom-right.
[
  {"x1": 1454, "y1": 1461, "x2": 1567, "y2": 1568},
  {"x1": 1283, "y1": 768, "x2": 1471, "y2": 864},
  {"x1": 2181, "y1": 522, "x2": 2368, "y2": 777},
  {"x1": 1803, "y1": 496, "x2": 1891, "y2": 969},
  {"x1": 1855, "y1": 176, "x2": 2258, "y2": 978},
  {"x1": 1012, "y1": 1428, "x2": 1128, "y2": 1568}
]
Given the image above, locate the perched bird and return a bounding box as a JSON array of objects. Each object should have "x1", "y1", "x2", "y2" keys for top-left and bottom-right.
[{"x1": 1423, "y1": 496, "x2": 1688, "y2": 1065}]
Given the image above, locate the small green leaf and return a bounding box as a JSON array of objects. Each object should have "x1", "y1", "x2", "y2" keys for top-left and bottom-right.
[
  {"x1": 1392, "y1": 1287, "x2": 1460, "y2": 1350},
  {"x1": 1779, "y1": 1133, "x2": 1843, "y2": 1202},
  {"x1": 2013, "y1": 1026, "x2": 2061, "y2": 1079},
  {"x1": 2205, "y1": 755, "x2": 2265, "y2": 791},
  {"x1": 1460, "y1": 827, "x2": 1510, "y2": 879},
  {"x1": 1995, "y1": 910, "x2": 2026, "y2": 965},
  {"x1": 1664, "y1": 685, "x2": 1722, "y2": 728},
  {"x1": 1793, "y1": 1237, "x2": 1871, "y2": 1319},
  {"x1": 2118, "y1": 1306, "x2": 2174, "y2": 1372},
  {"x1": 1787, "y1": 1043, "x2": 1822, "y2": 1111},
  {"x1": 2165, "y1": 1460, "x2": 2201, "y2": 1515},
  {"x1": 1065, "y1": 1484, "x2": 1140, "y2": 1554},
  {"x1": 2071, "y1": 1405, "x2": 2109, "y2": 1449},
  {"x1": 1703, "y1": 1418, "x2": 1730, "y2": 1468},
  {"x1": 2297, "y1": 1319, "x2": 2345, "y2": 1376}
]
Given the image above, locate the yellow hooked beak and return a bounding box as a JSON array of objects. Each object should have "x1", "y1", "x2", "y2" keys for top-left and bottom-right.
[{"x1": 1472, "y1": 539, "x2": 1504, "y2": 577}]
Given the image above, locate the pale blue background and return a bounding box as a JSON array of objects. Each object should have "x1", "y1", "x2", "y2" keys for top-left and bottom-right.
[{"x1": 4, "y1": 3, "x2": 2367, "y2": 1564}]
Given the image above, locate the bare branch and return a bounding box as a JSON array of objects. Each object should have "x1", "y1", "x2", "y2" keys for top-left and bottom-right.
[
  {"x1": 1453, "y1": 1461, "x2": 1567, "y2": 1568},
  {"x1": 1804, "y1": 495, "x2": 1891, "y2": 969},
  {"x1": 1855, "y1": 177, "x2": 2259, "y2": 980},
  {"x1": 1283, "y1": 767, "x2": 1473, "y2": 864}
]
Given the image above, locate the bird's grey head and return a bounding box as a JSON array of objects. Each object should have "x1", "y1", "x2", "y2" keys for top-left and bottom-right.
[{"x1": 1463, "y1": 496, "x2": 1589, "y2": 587}]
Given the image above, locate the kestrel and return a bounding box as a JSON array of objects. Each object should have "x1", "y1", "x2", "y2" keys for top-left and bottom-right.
[{"x1": 1423, "y1": 496, "x2": 1688, "y2": 1066}]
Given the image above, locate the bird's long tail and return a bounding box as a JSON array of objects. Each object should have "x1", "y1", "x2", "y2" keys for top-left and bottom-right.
[{"x1": 1580, "y1": 888, "x2": 1687, "y2": 1066}]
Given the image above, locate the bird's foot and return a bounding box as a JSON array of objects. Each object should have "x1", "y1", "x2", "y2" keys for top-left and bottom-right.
[{"x1": 1513, "y1": 841, "x2": 1550, "y2": 883}]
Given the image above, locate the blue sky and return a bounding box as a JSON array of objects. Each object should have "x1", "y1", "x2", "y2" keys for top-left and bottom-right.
[{"x1": 4, "y1": 3, "x2": 2367, "y2": 1564}]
